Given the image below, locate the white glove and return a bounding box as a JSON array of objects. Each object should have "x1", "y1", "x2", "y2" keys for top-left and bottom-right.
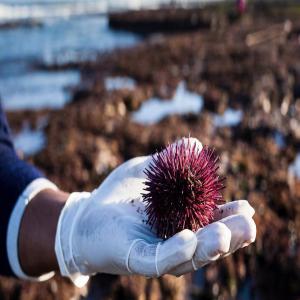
[{"x1": 55, "y1": 138, "x2": 256, "y2": 287}]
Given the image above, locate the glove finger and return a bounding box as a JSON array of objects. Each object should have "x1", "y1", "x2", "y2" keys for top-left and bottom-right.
[
  {"x1": 214, "y1": 200, "x2": 255, "y2": 221},
  {"x1": 128, "y1": 229, "x2": 197, "y2": 277},
  {"x1": 219, "y1": 214, "x2": 256, "y2": 254},
  {"x1": 170, "y1": 214, "x2": 256, "y2": 276},
  {"x1": 161, "y1": 137, "x2": 203, "y2": 156},
  {"x1": 173, "y1": 137, "x2": 203, "y2": 152},
  {"x1": 168, "y1": 222, "x2": 231, "y2": 276}
]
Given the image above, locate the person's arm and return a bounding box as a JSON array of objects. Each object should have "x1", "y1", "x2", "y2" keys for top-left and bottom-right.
[
  {"x1": 0, "y1": 102, "x2": 59, "y2": 279},
  {"x1": 19, "y1": 189, "x2": 69, "y2": 276}
]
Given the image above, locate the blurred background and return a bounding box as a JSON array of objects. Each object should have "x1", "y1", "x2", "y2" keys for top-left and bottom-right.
[{"x1": 0, "y1": 0, "x2": 300, "y2": 299}]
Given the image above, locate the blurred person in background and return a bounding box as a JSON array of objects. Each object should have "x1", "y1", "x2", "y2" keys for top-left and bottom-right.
[
  {"x1": 236, "y1": 0, "x2": 247, "y2": 14},
  {"x1": 0, "y1": 101, "x2": 256, "y2": 287}
]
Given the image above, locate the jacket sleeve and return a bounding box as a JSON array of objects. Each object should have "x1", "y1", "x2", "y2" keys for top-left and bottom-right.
[{"x1": 0, "y1": 102, "x2": 43, "y2": 276}]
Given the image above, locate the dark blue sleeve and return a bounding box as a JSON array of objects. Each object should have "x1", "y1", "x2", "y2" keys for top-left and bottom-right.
[{"x1": 0, "y1": 102, "x2": 43, "y2": 277}]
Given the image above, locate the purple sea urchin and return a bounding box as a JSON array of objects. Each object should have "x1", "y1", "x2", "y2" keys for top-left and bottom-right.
[{"x1": 142, "y1": 139, "x2": 225, "y2": 239}]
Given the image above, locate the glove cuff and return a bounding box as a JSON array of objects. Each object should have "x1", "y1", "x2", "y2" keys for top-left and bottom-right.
[{"x1": 55, "y1": 191, "x2": 91, "y2": 287}]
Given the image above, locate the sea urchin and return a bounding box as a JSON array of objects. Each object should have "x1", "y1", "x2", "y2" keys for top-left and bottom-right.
[{"x1": 142, "y1": 139, "x2": 225, "y2": 239}]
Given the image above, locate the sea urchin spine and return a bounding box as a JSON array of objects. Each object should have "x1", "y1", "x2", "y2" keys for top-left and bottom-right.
[{"x1": 142, "y1": 139, "x2": 225, "y2": 239}]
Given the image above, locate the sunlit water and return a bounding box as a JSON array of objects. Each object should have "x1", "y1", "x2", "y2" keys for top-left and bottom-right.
[
  {"x1": 273, "y1": 130, "x2": 286, "y2": 149},
  {"x1": 0, "y1": 13, "x2": 140, "y2": 110},
  {"x1": 213, "y1": 108, "x2": 243, "y2": 127},
  {"x1": 132, "y1": 81, "x2": 203, "y2": 125},
  {"x1": 12, "y1": 117, "x2": 47, "y2": 156},
  {"x1": 0, "y1": 0, "x2": 222, "y2": 110},
  {"x1": 105, "y1": 76, "x2": 136, "y2": 91},
  {"x1": 289, "y1": 153, "x2": 300, "y2": 180},
  {"x1": 0, "y1": 70, "x2": 80, "y2": 110},
  {"x1": 132, "y1": 84, "x2": 244, "y2": 127},
  {"x1": 13, "y1": 125, "x2": 45, "y2": 156}
]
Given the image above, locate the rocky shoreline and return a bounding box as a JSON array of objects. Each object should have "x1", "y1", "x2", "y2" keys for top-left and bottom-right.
[{"x1": 2, "y1": 4, "x2": 300, "y2": 300}]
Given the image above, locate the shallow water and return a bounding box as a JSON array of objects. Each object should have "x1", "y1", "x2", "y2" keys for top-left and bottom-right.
[
  {"x1": 132, "y1": 81, "x2": 203, "y2": 125},
  {"x1": 273, "y1": 130, "x2": 286, "y2": 149},
  {"x1": 13, "y1": 120, "x2": 46, "y2": 156},
  {"x1": 105, "y1": 76, "x2": 136, "y2": 91},
  {"x1": 1, "y1": 70, "x2": 80, "y2": 110},
  {"x1": 289, "y1": 153, "x2": 300, "y2": 179},
  {"x1": 0, "y1": 0, "x2": 220, "y2": 111},
  {"x1": 0, "y1": 15, "x2": 140, "y2": 109},
  {"x1": 0, "y1": 15, "x2": 140, "y2": 66},
  {"x1": 213, "y1": 108, "x2": 243, "y2": 127},
  {"x1": 0, "y1": 1, "x2": 107, "y2": 22}
]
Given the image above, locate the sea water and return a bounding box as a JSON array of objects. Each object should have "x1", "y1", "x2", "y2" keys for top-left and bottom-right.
[
  {"x1": 132, "y1": 81, "x2": 203, "y2": 125},
  {"x1": 0, "y1": 13, "x2": 140, "y2": 110},
  {"x1": 0, "y1": 0, "x2": 221, "y2": 110}
]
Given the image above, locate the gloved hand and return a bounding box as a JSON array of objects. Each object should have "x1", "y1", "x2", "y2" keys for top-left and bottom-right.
[
  {"x1": 169, "y1": 200, "x2": 256, "y2": 276},
  {"x1": 55, "y1": 138, "x2": 256, "y2": 287}
]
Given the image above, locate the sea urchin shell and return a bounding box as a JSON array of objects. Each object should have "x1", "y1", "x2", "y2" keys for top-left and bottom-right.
[{"x1": 142, "y1": 139, "x2": 225, "y2": 239}]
